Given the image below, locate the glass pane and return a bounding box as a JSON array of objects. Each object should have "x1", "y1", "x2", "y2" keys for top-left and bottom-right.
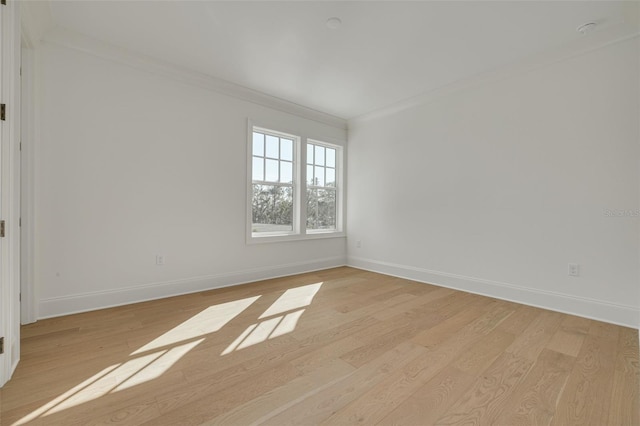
[
  {"x1": 266, "y1": 135, "x2": 279, "y2": 158},
  {"x1": 252, "y1": 156, "x2": 264, "y2": 181},
  {"x1": 307, "y1": 189, "x2": 336, "y2": 230},
  {"x1": 326, "y1": 168, "x2": 335, "y2": 187},
  {"x1": 319, "y1": 189, "x2": 337, "y2": 229},
  {"x1": 314, "y1": 166, "x2": 325, "y2": 186},
  {"x1": 306, "y1": 188, "x2": 318, "y2": 229},
  {"x1": 252, "y1": 184, "x2": 294, "y2": 233},
  {"x1": 252, "y1": 132, "x2": 264, "y2": 156},
  {"x1": 307, "y1": 165, "x2": 314, "y2": 186},
  {"x1": 281, "y1": 139, "x2": 293, "y2": 161},
  {"x1": 280, "y1": 161, "x2": 293, "y2": 183},
  {"x1": 307, "y1": 144, "x2": 314, "y2": 164},
  {"x1": 326, "y1": 148, "x2": 336, "y2": 167},
  {"x1": 315, "y1": 145, "x2": 325, "y2": 166},
  {"x1": 265, "y1": 159, "x2": 279, "y2": 182}
]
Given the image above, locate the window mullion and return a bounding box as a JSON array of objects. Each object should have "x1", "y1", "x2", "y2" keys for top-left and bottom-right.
[{"x1": 299, "y1": 139, "x2": 307, "y2": 235}]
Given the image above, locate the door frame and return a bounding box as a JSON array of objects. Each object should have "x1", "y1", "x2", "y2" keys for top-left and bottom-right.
[{"x1": 20, "y1": 21, "x2": 36, "y2": 325}]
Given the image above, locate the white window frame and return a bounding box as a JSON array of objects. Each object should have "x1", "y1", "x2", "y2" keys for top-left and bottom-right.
[
  {"x1": 246, "y1": 120, "x2": 345, "y2": 244},
  {"x1": 306, "y1": 139, "x2": 343, "y2": 235}
]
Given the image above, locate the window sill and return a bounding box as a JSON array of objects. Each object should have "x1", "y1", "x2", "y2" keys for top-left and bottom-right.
[{"x1": 246, "y1": 231, "x2": 346, "y2": 245}]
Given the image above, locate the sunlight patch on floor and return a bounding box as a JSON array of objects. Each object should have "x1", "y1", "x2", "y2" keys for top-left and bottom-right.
[
  {"x1": 114, "y1": 338, "x2": 203, "y2": 392},
  {"x1": 15, "y1": 283, "x2": 323, "y2": 424},
  {"x1": 259, "y1": 282, "x2": 322, "y2": 319},
  {"x1": 46, "y1": 351, "x2": 164, "y2": 416},
  {"x1": 221, "y1": 323, "x2": 259, "y2": 356},
  {"x1": 13, "y1": 364, "x2": 121, "y2": 425},
  {"x1": 222, "y1": 308, "x2": 306, "y2": 355},
  {"x1": 270, "y1": 308, "x2": 305, "y2": 339},
  {"x1": 132, "y1": 295, "x2": 260, "y2": 355},
  {"x1": 222, "y1": 281, "x2": 322, "y2": 355},
  {"x1": 14, "y1": 338, "x2": 204, "y2": 425}
]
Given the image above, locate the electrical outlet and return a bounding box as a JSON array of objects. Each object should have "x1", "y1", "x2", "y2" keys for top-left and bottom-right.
[
  {"x1": 156, "y1": 255, "x2": 165, "y2": 266},
  {"x1": 356, "y1": 240, "x2": 362, "y2": 248},
  {"x1": 568, "y1": 263, "x2": 579, "y2": 277}
]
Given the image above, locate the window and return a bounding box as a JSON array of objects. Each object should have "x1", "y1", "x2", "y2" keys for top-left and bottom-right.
[
  {"x1": 250, "y1": 128, "x2": 297, "y2": 235},
  {"x1": 306, "y1": 141, "x2": 337, "y2": 231},
  {"x1": 248, "y1": 124, "x2": 343, "y2": 242}
]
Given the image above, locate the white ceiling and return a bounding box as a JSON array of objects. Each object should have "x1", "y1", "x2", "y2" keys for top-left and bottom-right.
[{"x1": 44, "y1": 1, "x2": 639, "y2": 119}]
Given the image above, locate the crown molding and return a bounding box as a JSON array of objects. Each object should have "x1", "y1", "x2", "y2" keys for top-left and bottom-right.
[
  {"x1": 42, "y1": 27, "x2": 348, "y2": 131},
  {"x1": 350, "y1": 22, "x2": 639, "y2": 126}
]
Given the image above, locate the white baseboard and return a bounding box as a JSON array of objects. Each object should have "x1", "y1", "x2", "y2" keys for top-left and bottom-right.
[
  {"x1": 348, "y1": 256, "x2": 639, "y2": 329},
  {"x1": 38, "y1": 256, "x2": 346, "y2": 319}
]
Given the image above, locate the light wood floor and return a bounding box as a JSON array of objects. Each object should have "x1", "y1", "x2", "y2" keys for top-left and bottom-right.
[{"x1": 1, "y1": 267, "x2": 638, "y2": 425}]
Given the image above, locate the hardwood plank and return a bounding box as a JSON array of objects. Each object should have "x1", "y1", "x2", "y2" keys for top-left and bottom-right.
[
  {"x1": 546, "y1": 326, "x2": 586, "y2": 358},
  {"x1": 206, "y1": 359, "x2": 355, "y2": 425},
  {"x1": 495, "y1": 303, "x2": 540, "y2": 335},
  {"x1": 338, "y1": 312, "x2": 442, "y2": 368},
  {"x1": 411, "y1": 297, "x2": 495, "y2": 348},
  {"x1": 494, "y1": 348, "x2": 575, "y2": 426},
  {"x1": 376, "y1": 365, "x2": 475, "y2": 426},
  {"x1": 435, "y1": 352, "x2": 534, "y2": 425},
  {"x1": 607, "y1": 327, "x2": 639, "y2": 426},
  {"x1": 337, "y1": 292, "x2": 487, "y2": 370},
  {"x1": 589, "y1": 320, "x2": 621, "y2": 341},
  {"x1": 327, "y1": 328, "x2": 514, "y2": 425},
  {"x1": 506, "y1": 310, "x2": 564, "y2": 361},
  {"x1": 333, "y1": 292, "x2": 414, "y2": 315},
  {"x1": 150, "y1": 361, "x2": 303, "y2": 425},
  {"x1": 44, "y1": 396, "x2": 161, "y2": 426},
  {"x1": 261, "y1": 342, "x2": 427, "y2": 425},
  {"x1": 558, "y1": 314, "x2": 592, "y2": 335},
  {"x1": 371, "y1": 287, "x2": 455, "y2": 321},
  {"x1": 551, "y1": 333, "x2": 618, "y2": 426},
  {"x1": 285, "y1": 307, "x2": 380, "y2": 344},
  {"x1": 452, "y1": 329, "x2": 516, "y2": 375},
  {"x1": 290, "y1": 342, "x2": 365, "y2": 375}
]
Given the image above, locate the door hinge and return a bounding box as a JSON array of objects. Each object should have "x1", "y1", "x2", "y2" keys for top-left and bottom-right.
[
  {"x1": 0, "y1": 220, "x2": 5, "y2": 237},
  {"x1": 19, "y1": 217, "x2": 21, "y2": 227},
  {"x1": 0, "y1": 337, "x2": 4, "y2": 355},
  {"x1": 1, "y1": 104, "x2": 5, "y2": 121}
]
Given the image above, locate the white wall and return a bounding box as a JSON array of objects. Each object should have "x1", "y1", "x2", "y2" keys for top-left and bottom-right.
[
  {"x1": 35, "y1": 40, "x2": 347, "y2": 318},
  {"x1": 348, "y1": 37, "x2": 640, "y2": 327},
  {"x1": 32, "y1": 29, "x2": 640, "y2": 328}
]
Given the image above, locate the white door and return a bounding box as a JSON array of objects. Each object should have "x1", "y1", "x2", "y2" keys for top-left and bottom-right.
[
  {"x1": 0, "y1": 0, "x2": 22, "y2": 387},
  {"x1": 0, "y1": 0, "x2": 7, "y2": 388}
]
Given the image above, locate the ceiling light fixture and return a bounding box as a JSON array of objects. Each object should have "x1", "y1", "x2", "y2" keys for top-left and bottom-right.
[
  {"x1": 576, "y1": 22, "x2": 597, "y2": 35},
  {"x1": 326, "y1": 17, "x2": 342, "y2": 30}
]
